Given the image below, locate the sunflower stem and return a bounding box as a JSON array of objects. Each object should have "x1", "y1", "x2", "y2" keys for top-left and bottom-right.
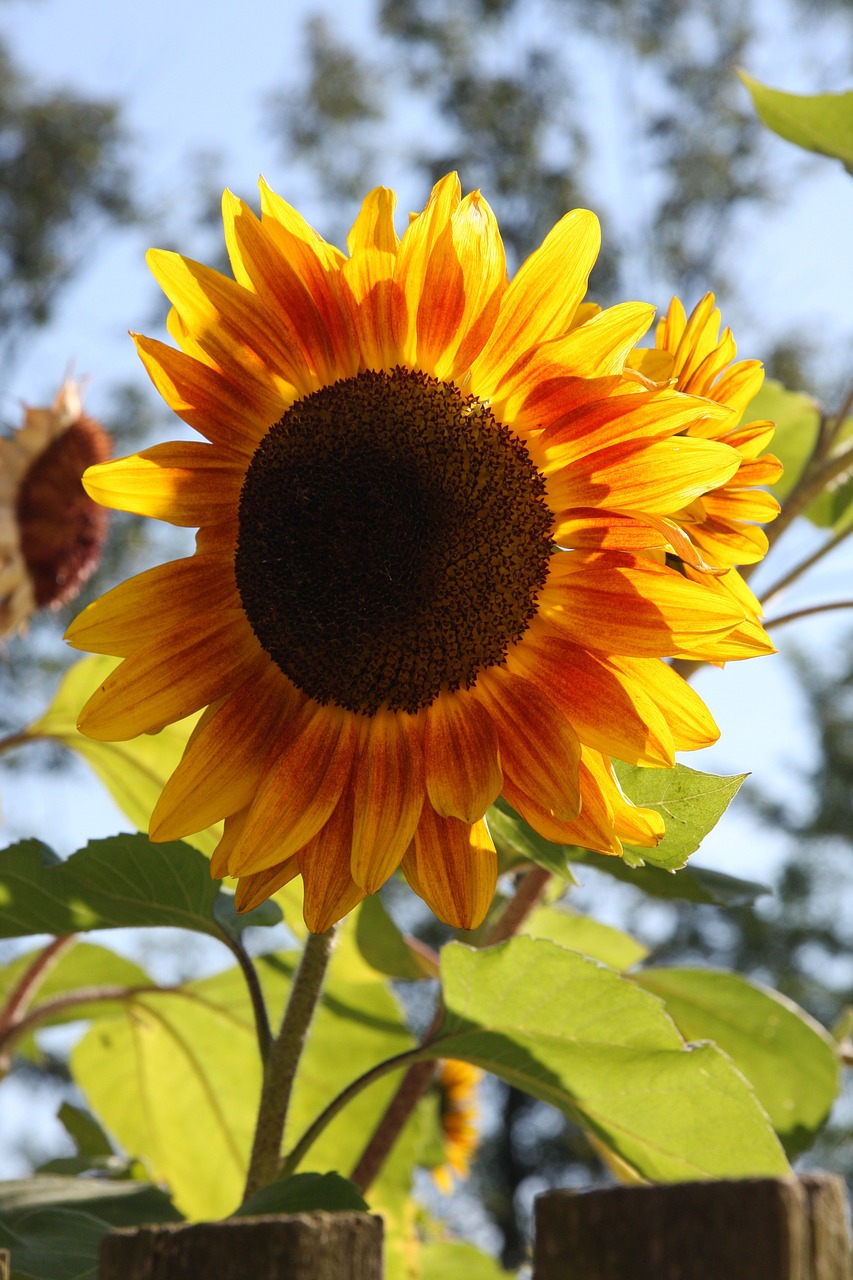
[
  {"x1": 483, "y1": 865, "x2": 552, "y2": 945},
  {"x1": 242, "y1": 926, "x2": 337, "y2": 1201}
]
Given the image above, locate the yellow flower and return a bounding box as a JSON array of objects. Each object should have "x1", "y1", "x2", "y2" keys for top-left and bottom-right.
[
  {"x1": 1, "y1": 380, "x2": 110, "y2": 637},
  {"x1": 631, "y1": 293, "x2": 783, "y2": 660},
  {"x1": 68, "y1": 176, "x2": 772, "y2": 932},
  {"x1": 431, "y1": 1059, "x2": 482, "y2": 1194}
]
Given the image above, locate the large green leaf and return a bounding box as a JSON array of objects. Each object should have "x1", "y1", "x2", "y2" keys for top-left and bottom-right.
[
  {"x1": 614, "y1": 763, "x2": 746, "y2": 869},
  {"x1": 740, "y1": 72, "x2": 853, "y2": 174},
  {"x1": 25, "y1": 654, "x2": 219, "y2": 856},
  {"x1": 633, "y1": 968, "x2": 839, "y2": 1158},
  {"x1": 427, "y1": 939, "x2": 789, "y2": 1181},
  {"x1": 0, "y1": 835, "x2": 279, "y2": 941},
  {"x1": 71, "y1": 955, "x2": 416, "y2": 1222}
]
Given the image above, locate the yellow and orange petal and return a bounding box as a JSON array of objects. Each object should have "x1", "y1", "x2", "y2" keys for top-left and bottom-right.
[
  {"x1": 68, "y1": 176, "x2": 776, "y2": 932},
  {"x1": 1, "y1": 380, "x2": 110, "y2": 637}
]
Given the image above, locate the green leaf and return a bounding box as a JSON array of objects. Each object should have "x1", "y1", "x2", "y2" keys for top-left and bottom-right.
[
  {"x1": 488, "y1": 797, "x2": 580, "y2": 881},
  {"x1": 743, "y1": 379, "x2": 820, "y2": 501},
  {"x1": 71, "y1": 955, "x2": 415, "y2": 1221},
  {"x1": 740, "y1": 72, "x2": 853, "y2": 174},
  {"x1": 614, "y1": 763, "x2": 747, "y2": 870},
  {"x1": 421, "y1": 1242, "x2": 512, "y2": 1279},
  {"x1": 523, "y1": 905, "x2": 648, "y2": 969},
  {"x1": 0, "y1": 1175, "x2": 183, "y2": 1226},
  {"x1": 633, "y1": 968, "x2": 839, "y2": 1158},
  {"x1": 25, "y1": 654, "x2": 220, "y2": 856},
  {"x1": 57, "y1": 1104, "x2": 114, "y2": 1159},
  {"x1": 354, "y1": 894, "x2": 434, "y2": 980},
  {"x1": 571, "y1": 854, "x2": 771, "y2": 907},
  {"x1": 235, "y1": 1172, "x2": 368, "y2": 1218},
  {"x1": 0, "y1": 1177, "x2": 182, "y2": 1280},
  {"x1": 429, "y1": 938, "x2": 789, "y2": 1181},
  {"x1": 0, "y1": 834, "x2": 273, "y2": 941}
]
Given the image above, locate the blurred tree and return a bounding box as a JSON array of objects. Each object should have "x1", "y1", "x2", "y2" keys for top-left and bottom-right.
[{"x1": 265, "y1": 0, "x2": 853, "y2": 311}]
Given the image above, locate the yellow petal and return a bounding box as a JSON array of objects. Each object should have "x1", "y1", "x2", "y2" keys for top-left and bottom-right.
[{"x1": 83, "y1": 444, "x2": 246, "y2": 527}]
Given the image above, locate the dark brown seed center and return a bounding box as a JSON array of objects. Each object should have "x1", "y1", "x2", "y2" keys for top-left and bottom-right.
[{"x1": 235, "y1": 367, "x2": 553, "y2": 714}]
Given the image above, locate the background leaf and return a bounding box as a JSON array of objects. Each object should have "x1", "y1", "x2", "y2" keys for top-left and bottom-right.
[
  {"x1": 571, "y1": 852, "x2": 771, "y2": 906},
  {"x1": 420, "y1": 1241, "x2": 513, "y2": 1279},
  {"x1": 744, "y1": 378, "x2": 821, "y2": 501},
  {"x1": 355, "y1": 894, "x2": 435, "y2": 980},
  {"x1": 740, "y1": 72, "x2": 853, "y2": 173},
  {"x1": 633, "y1": 967, "x2": 839, "y2": 1157},
  {"x1": 427, "y1": 939, "x2": 789, "y2": 1181},
  {"x1": 25, "y1": 654, "x2": 219, "y2": 856}
]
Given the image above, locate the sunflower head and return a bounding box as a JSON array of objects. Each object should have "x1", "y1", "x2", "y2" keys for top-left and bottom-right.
[
  {"x1": 431, "y1": 1059, "x2": 483, "y2": 1194},
  {"x1": 68, "y1": 176, "x2": 776, "y2": 933},
  {"x1": 1, "y1": 380, "x2": 111, "y2": 637}
]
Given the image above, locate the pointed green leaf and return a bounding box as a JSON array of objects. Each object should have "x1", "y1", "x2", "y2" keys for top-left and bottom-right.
[
  {"x1": 633, "y1": 968, "x2": 839, "y2": 1158},
  {"x1": 355, "y1": 894, "x2": 435, "y2": 979},
  {"x1": 428, "y1": 939, "x2": 789, "y2": 1181},
  {"x1": 740, "y1": 72, "x2": 853, "y2": 174},
  {"x1": 0, "y1": 834, "x2": 273, "y2": 941},
  {"x1": 57, "y1": 1103, "x2": 114, "y2": 1159},
  {"x1": 524, "y1": 905, "x2": 648, "y2": 969},
  {"x1": 488, "y1": 796, "x2": 580, "y2": 881},
  {"x1": 25, "y1": 654, "x2": 219, "y2": 856},
  {"x1": 235, "y1": 1172, "x2": 367, "y2": 1218},
  {"x1": 615, "y1": 763, "x2": 747, "y2": 869},
  {"x1": 0, "y1": 1174, "x2": 183, "y2": 1225}
]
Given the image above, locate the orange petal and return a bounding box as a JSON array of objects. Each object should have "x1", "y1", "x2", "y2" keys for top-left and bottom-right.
[
  {"x1": 605, "y1": 654, "x2": 719, "y2": 752},
  {"x1": 473, "y1": 664, "x2": 582, "y2": 819},
  {"x1": 540, "y1": 552, "x2": 745, "y2": 656},
  {"x1": 133, "y1": 334, "x2": 283, "y2": 456},
  {"x1": 82, "y1": 443, "x2": 246, "y2": 527},
  {"x1": 147, "y1": 248, "x2": 311, "y2": 397},
  {"x1": 151, "y1": 661, "x2": 304, "y2": 840},
  {"x1": 66, "y1": 554, "x2": 235, "y2": 657},
  {"x1": 228, "y1": 703, "x2": 357, "y2": 875},
  {"x1": 508, "y1": 632, "x2": 675, "y2": 766},
  {"x1": 402, "y1": 808, "x2": 496, "y2": 930},
  {"x1": 423, "y1": 690, "x2": 502, "y2": 823},
  {"x1": 210, "y1": 808, "x2": 250, "y2": 879},
  {"x1": 234, "y1": 858, "x2": 302, "y2": 914},
  {"x1": 77, "y1": 612, "x2": 264, "y2": 741},
  {"x1": 299, "y1": 789, "x2": 368, "y2": 933},
  {"x1": 350, "y1": 710, "x2": 426, "y2": 892}
]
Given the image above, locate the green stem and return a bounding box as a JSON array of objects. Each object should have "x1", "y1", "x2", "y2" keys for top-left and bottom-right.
[
  {"x1": 220, "y1": 934, "x2": 272, "y2": 1062},
  {"x1": 242, "y1": 926, "x2": 337, "y2": 1200}
]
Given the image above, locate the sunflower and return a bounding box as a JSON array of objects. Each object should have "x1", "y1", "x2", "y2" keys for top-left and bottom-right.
[
  {"x1": 431, "y1": 1059, "x2": 482, "y2": 1195},
  {"x1": 68, "y1": 175, "x2": 774, "y2": 932},
  {"x1": 1, "y1": 380, "x2": 110, "y2": 637},
  {"x1": 629, "y1": 294, "x2": 783, "y2": 659}
]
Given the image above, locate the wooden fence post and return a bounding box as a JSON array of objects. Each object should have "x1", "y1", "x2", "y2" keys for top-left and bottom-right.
[
  {"x1": 98, "y1": 1211, "x2": 383, "y2": 1280},
  {"x1": 533, "y1": 1175, "x2": 852, "y2": 1280}
]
